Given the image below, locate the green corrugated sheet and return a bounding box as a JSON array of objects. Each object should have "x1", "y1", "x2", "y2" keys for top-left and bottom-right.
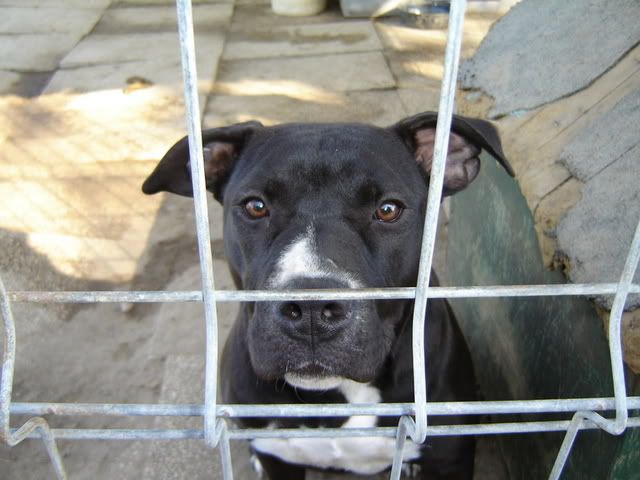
[{"x1": 446, "y1": 154, "x2": 639, "y2": 478}]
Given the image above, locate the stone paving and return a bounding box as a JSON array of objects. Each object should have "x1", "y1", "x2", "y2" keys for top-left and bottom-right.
[{"x1": 0, "y1": 1, "x2": 506, "y2": 479}]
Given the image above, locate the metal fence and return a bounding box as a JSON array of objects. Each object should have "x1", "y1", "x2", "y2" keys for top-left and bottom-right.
[{"x1": 2, "y1": 0, "x2": 640, "y2": 479}]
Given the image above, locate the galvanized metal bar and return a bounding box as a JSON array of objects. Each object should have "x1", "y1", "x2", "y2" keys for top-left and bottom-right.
[
  {"x1": 603, "y1": 216, "x2": 640, "y2": 434},
  {"x1": 14, "y1": 416, "x2": 640, "y2": 441},
  {"x1": 8, "y1": 283, "x2": 640, "y2": 304},
  {"x1": 216, "y1": 420, "x2": 234, "y2": 480},
  {"x1": 1, "y1": 276, "x2": 68, "y2": 479},
  {"x1": 389, "y1": 416, "x2": 414, "y2": 480},
  {"x1": 175, "y1": 0, "x2": 220, "y2": 448},
  {"x1": 0, "y1": 276, "x2": 15, "y2": 443},
  {"x1": 548, "y1": 411, "x2": 587, "y2": 480},
  {"x1": 9, "y1": 417, "x2": 68, "y2": 480},
  {"x1": 12, "y1": 396, "x2": 640, "y2": 418},
  {"x1": 409, "y1": 0, "x2": 468, "y2": 445}
]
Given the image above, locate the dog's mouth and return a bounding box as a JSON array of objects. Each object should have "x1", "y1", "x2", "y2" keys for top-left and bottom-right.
[{"x1": 284, "y1": 361, "x2": 345, "y2": 391}]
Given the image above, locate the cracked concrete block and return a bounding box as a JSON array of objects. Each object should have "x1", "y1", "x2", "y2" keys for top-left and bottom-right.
[
  {"x1": 204, "y1": 89, "x2": 408, "y2": 127},
  {"x1": 560, "y1": 89, "x2": 640, "y2": 182},
  {"x1": 223, "y1": 21, "x2": 383, "y2": 60},
  {"x1": 557, "y1": 149, "x2": 640, "y2": 310},
  {"x1": 0, "y1": 33, "x2": 82, "y2": 71},
  {"x1": 0, "y1": 7, "x2": 103, "y2": 34},
  {"x1": 460, "y1": 0, "x2": 640, "y2": 117},
  {"x1": 94, "y1": 4, "x2": 233, "y2": 34},
  {"x1": 216, "y1": 52, "x2": 395, "y2": 96}
]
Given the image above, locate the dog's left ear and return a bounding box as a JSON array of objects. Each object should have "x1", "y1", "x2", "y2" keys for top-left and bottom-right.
[
  {"x1": 390, "y1": 112, "x2": 514, "y2": 196},
  {"x1": 142, "y1": 121, "x2": 262, "y2": 202}
]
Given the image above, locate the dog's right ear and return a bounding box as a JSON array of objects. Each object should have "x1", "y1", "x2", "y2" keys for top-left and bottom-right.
[{"x1": 142, "y1": 121, "x2": 262, "y2": 202}]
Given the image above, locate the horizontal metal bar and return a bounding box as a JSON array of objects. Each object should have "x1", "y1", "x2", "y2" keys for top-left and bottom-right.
[
  {"x1": 11, "y1": 396, "x2": 640, "y2": 418},
  {"x1": 8, "y1": 283, "x2": 640, "y2": 304},
  {"x1": 14, "y1": 417, "x2": 640, "y2": 441}
]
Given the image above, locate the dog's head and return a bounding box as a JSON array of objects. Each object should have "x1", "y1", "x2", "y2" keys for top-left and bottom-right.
[{"x1": 142, "y1": 112, "x2": 511, "y2": 388}]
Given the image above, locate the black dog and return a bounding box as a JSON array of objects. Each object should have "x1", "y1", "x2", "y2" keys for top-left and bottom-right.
[{"x1": 142, "y1": 112, "x2": 512, "y2": 479}]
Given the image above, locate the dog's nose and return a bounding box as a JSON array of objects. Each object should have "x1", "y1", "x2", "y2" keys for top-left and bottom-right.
[
  {"x1": 275, "y1": 277, "x2": 355, "y2": 338},
  {"x1": 277, "y1": 299, "x2": 351, "y2": 339},
  {"x1": 279, "y1": 300, "x2": 347, "y2": 322}
]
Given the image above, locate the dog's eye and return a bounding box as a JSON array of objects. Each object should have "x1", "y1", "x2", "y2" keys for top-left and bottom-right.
[
  {"x1": 375, "y1": 201, "x2": 403, "y2": 222},
  {"x1": 244, "y1": 198, "x2": 269, "y2": 219}
]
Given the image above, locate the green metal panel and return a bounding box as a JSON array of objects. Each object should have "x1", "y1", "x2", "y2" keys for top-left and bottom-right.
[{"x1": 446, "y1": 155, "x2": 638, "y2": 478}]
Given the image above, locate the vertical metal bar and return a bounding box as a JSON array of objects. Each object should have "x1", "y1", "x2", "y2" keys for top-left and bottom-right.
[
  {"x1": 389, "y1": 416, "x2": 414, "y2": 480},
  {"x1": 0, "y1": 275, "x2": 15, "y2": 444},
  {"x1": 217, "y1": 420, "x2": 234, "y2": 480},
  {"x1": 604, "y1": 216, "x2": 640, "y2": 434},
  {"x1": 1, "y1": 276, "x2": 68, "y2": 479},
  {"x1": 175, "y1": 0, "x2": 220, "y2": 447},
  {"x1": 548, "y1": 412, "x2": 586, "y2": 480},
  {"x1": 409, "y1": 0, "x2": 468, "y2": 444},
  {"x1": 10, "y1": 418, "x2": 68, "y2": 480}
]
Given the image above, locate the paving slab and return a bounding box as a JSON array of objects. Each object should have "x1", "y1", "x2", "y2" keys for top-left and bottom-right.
[
  {"x1": 148, "y1": 262, "x2": 238, "y2": 361},
  {"x1": 460, "y1": 0, "x2": 640, "y2": 117},
  {"x1": 49, "y1": 31, "x2": 224, "y2": 99},
  {"x1": 0, "y1": 70, "x2": 20, "y2": 93},
  {"x1": 375, "y1": 19, "x2": 448, "y2": 52},
  {"x1": 115, "y1": 0, "x2": 232, "y2": 4},
  {"x1": 0, "y1": 0, "x2": 110, "y2": 6},
  {"x1": 143, "y1": 354, "x2": 256, "y2": 480},
  {"x1": 0, "y1": 33, "x2": 85, "y2": 71},
  {"x1": 223, "y1": 21, "x2": 383, "y2": 60},
  {"x1": 205, "y1": 89, "x2": 409, "y2": 127},
  {"x1": 0, "y1": 6, "x2": 103, "y2": 34},
  {"x1": 0, "y1": 71, "x2": 53, "y2": 97},
  {"x1": 0, "y1": 89, "x2": 188, "y2": 282},
  {"x1": 216, "y1": 51, "x2": 395, "y2": 96},
  {"x1": 93, "y1": 3, "x2": 233, "y2": 33},
  {"x1": 385, "y1": 50, "x2": 444, "y2": 90},
  {"x1": 397, "y1": 87, "x2": 442, "y2": 116},
  {"x1": 46, "y1": 56, "x2": 219, "y2": 96},
  {"x1": 59, "y1": 32, "x2": 221, "y2": 68}
]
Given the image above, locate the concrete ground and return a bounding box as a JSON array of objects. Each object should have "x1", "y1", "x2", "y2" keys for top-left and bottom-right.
[{"x1": 0, "y1": 1, "x2": 507, "y2": 479}]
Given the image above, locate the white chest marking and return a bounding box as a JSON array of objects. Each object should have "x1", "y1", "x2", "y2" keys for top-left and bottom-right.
[
  {"x1": 269, "y1": 225, "x2": 362, "y2": 288},
  {"x1": 251, "y1": 380, "x2": 421, "y2": 475}
]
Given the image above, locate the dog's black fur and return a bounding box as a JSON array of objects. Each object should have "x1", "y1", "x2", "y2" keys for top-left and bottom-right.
[{"x1": 143, "y1": 112, "x2": 512, "y2": 479}]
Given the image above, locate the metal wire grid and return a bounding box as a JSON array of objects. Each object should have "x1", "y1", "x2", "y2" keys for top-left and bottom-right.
[{"x1": 1, "y1": 0, "x2": 640, "y2": 479}]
